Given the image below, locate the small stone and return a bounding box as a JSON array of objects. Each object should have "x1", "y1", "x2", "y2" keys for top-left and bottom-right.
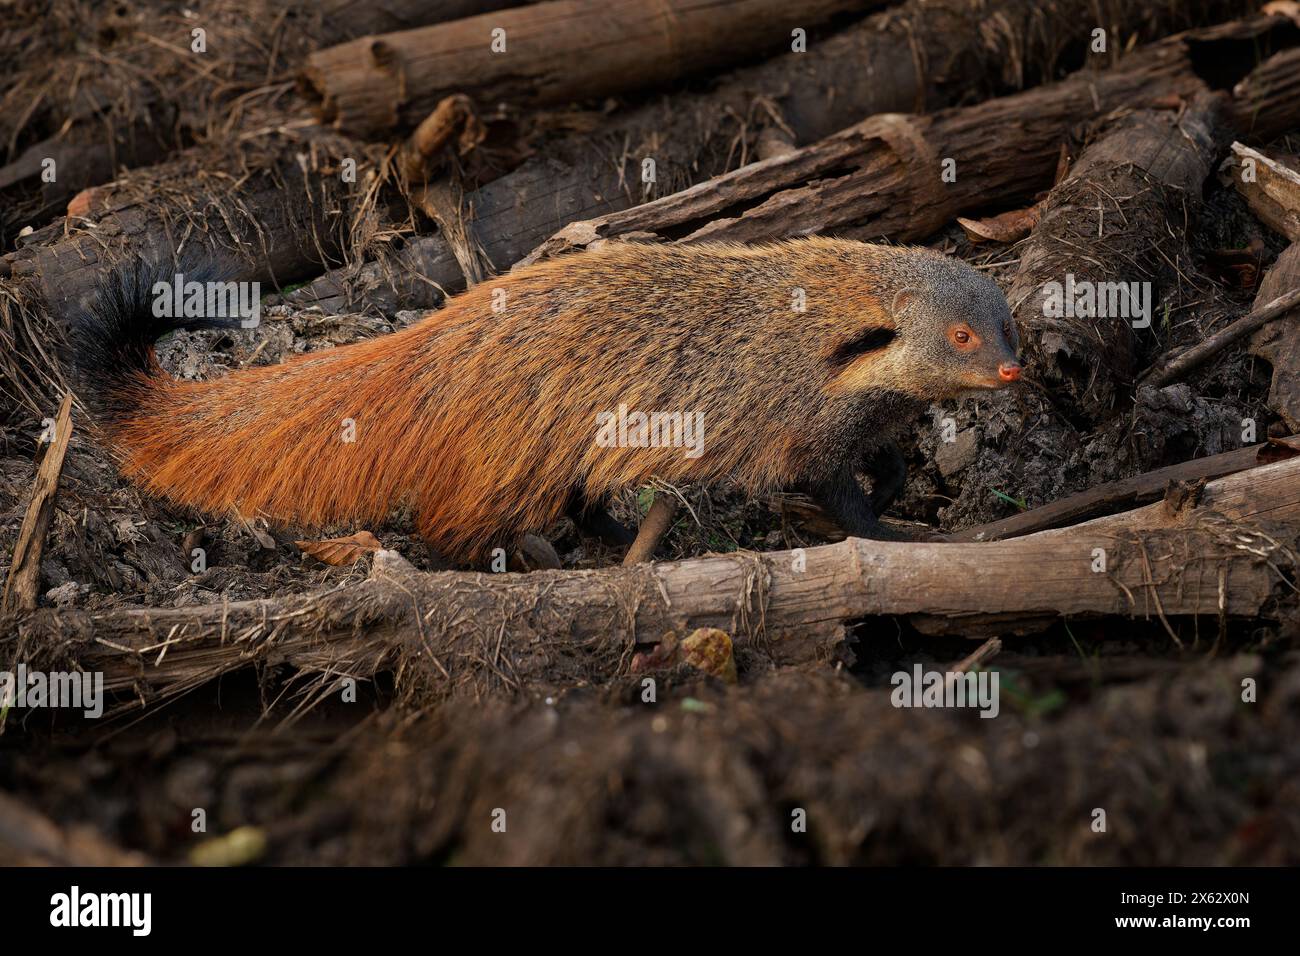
[{"x1": 935, "y1": 428, "x2": 980, "y2": 478}]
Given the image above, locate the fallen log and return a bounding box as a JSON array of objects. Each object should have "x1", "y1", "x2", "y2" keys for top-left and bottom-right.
[
  {"x1": 317, "y1": 0, "x2": 527, "y2": 35},
  {"x1": 1223, "y1": 142, "x2": 1300, "y2": 241},
  {"x1": 17, "y1": 456, "x2": 1300, "y2": 713},
  {"x1": 1249, "y1": 242, "x2": 1300, "y2": 429},
  {"x1": 301, "y1": 0, "x2": 883, "y2": 137},
  {"x1": 1220, "y1": 142, "x2": 1300, "y2": 428},
  {"x1": 1005, "y1": 93, "x2": 1229, "y2": 421},
  {"x1": 949, "y1": 435, "x2": 1300, "y2": 541},
  {"x1": 522, "y1": 15, "x2": 1300, "y2": 263},
  {"x1": 0, "y1": 127, "x2": 383, "y2": 418},
  {"x1": 288, "y1": 2, "x2": 1273, "y2": 312},
  {"x1": 0, "y1": 0, "x2": 516, "y2": 236}
]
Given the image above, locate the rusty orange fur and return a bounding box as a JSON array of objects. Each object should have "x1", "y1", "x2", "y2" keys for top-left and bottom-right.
[{"x1": 86, "y1": 238, "x2": 1015, "y2": 561}]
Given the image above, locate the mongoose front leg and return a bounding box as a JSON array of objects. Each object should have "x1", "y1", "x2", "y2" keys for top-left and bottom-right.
[
  {"x1": 809, "y1": 465, "x2": 884, "y2": 539},
  {"x1": 864, "y1": 441, "x2": 907, "y2": 516},
  {"x1": 566, "y1": 492, "x2": 637, "y2": 546}
]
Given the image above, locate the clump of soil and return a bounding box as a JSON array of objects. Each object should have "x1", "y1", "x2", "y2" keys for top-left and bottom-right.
[{"x1": 7, "y1": 642, "x2": 1297, "y2": 865}]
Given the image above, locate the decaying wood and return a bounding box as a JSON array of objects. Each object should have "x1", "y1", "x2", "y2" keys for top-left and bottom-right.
[
  {"x1": 1249, "y1": 242, "x2": 1300, "y2": 430},
  {"x1": 288, "y1": 0, "x2": 1261, "y2": 313},
  {"x1": 521, "y1": 15, "x2": 1300, "y2": 265},
  {"x1": 1, "y1": 127, "x2": 375, "y2": 337},
  {"x1": 623, "y1": 495, "x2": 679, "y2": 565},
  {"x1": 1006, "y1": 94, "x2": 1228, "y2": 421},
  {"x1": 317, "y1": 0, "x2": 528, "y2": 34},
  {"x1": 0, "y1": 1, "x2": 486, "y2": 232},
  {"x1": 17, "y1": 456, "x2": 1300, "y2": 712},
  {"x1": 2, "y1": 394, "x2": 72, "y2": 615},
  {"x1": 1218, "y1": 140, "x2": 1300, "y2": 429},
  {"x1": 949, "y1": 436, "x2": 1300, "y2": 542},
  {"x1": 302, "y1": 0, "x2": 880, "y2": 137},
  {"x1": 1223, "y1": 143, "x2": 1300, "y2": 241},
  {"x1": 398, "y1": 95, "x2": 485, "y2": 186}
]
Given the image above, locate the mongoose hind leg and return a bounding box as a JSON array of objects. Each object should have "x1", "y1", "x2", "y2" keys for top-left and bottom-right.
[
  {"x1": 864, "y1": 440, "x2": 907, "y2": 516},
  {"x1": 566, "y1": 491, "x2": 637, "y2": 547}
]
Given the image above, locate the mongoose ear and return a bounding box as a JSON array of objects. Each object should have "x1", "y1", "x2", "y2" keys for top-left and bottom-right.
[{"x1": 890, "y1": 288, "x2": 919, "y2": 319}]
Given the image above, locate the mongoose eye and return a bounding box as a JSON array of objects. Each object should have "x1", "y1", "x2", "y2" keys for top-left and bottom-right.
[{"x1": 948, "y1": 324, "x2": 980, "y2": 351}]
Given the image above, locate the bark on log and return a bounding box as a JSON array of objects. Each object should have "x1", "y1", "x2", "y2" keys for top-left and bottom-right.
[
  {"x1": 1006, "y1": 94, "x2": 1229, "y2": 422},
  {"x1": 288, "y1": 0, "x2": 1266, "y2": 314},
  {"x1": 1223, "y1": 143, "x2": 1300, "y2": 241},
  {"x1": 317, "y1": 0, "x2": 527, "y2": 34},
  {"x1": 1, "y1": 128, "x2": 376, "y2": 330},
  {"x1": 1, "y1": 394, "x2": 73, "y2": 615},
  {"x1": 949, "y1": 435, "x2": 1300, "y2": 541},
  {"x1": 17, "y1": 456, "x2": 1300, "y2": 713},
  {"x1": 1249, "y1": 242, "x2": 1300, "y2": 429},
  {"x1": 0, "y1": 125, "x2": 385, "y2": 421},
  {"x1": 301, "y1": 0, "x2": 883, "y2": 137},
  {"x1": 0, "y1": 0, "x2": 519, "y2": 233},
  {"x1": 521, "y1": 16, "x2": 1300, "y2": 263}
]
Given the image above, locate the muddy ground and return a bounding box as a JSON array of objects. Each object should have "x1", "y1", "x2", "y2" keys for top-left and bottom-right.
[{"x1": 2, "y1": 0, "x2": 1299, "y2": 866}]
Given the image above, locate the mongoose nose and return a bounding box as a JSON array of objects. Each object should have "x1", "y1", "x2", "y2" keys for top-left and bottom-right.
[{"x1": 998, "y1": 362, "x2": 1022, "y2": 383}]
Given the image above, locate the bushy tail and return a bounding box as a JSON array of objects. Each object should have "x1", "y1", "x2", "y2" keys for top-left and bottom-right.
[{"x1": 68, "y1": 255, "x2": 245, "y2": 426}]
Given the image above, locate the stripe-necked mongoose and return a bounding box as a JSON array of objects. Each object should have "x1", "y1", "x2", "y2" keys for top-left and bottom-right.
[{"x1": 70, "y1": 237, "x2": 1021, "y2": 562}]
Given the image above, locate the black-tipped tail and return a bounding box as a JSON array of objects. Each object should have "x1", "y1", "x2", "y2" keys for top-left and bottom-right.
[{"x1": 68, "y1": 256, "x2": 248, "y2": 425}]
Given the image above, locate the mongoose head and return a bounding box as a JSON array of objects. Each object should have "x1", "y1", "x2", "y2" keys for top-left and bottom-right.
[{"x1": 824, "y1": 247, "x2": 1021, "y2": 402}]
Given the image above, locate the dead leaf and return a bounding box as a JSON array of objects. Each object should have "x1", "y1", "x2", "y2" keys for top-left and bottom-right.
[
  {"x1": 629, "y1": 628, "x2": 737, "y2": 683},
  {"x1": 296, "y1": 530, "x2": 383, "y2": 566},
  {"x1": 248, "y1": 518, "x2": 277, "y2": 551},
  {"x1": 631, "y1": 632, "x2": 681, "y2": 673},
  {"x1": 1205, "y1": 240, "x2": 1266, "y2": 290},
  {"x1": 66, "y1": 186, "x2": 106, "y2": 219},
  {"x1": 516, "y1": 532, "x2": 561, "y2": 570},
  {"x1": 679, "y1": 628, "x2": 738, "y2": 684},
  {"x1": 958, "y1": 204, "x2": 1042, "y2": 244},
  {"x1": 1259, "y1": 435, "x2": 1300, "y2": 464}
]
